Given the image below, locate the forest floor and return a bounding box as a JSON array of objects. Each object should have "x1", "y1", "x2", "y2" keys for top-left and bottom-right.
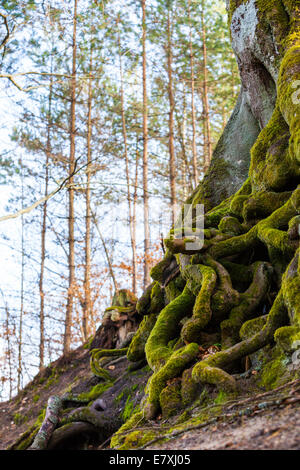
[
  {"x1": 146, "y1": 395, "x2": 300, "y2": 450},
  {"x1": 0, "y1": 344, "x2": 299, "y2": 451},
  {"x1": 0, "y1": 346, "x2": 92, "y2": 450}
]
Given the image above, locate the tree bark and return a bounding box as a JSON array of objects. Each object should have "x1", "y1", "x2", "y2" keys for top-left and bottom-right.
[
  {"x1": 201, "y1": 0, "x2": 212, "y2": 172},
  {"x1": 118, "y1": 18, "x2": 137, "y2": 295},
  {"x1": 167, "y1": 8, "x2": 176, "y2": 225},
  {"x1": 83, "y1": 44, "x2": 93, "y2": 343},
  {"x1": 142, "y1": 0, "x2": 150, "y2": 289},
  {"x1": 64, "y1": 0, "x2": 78, "y2": 354},
  {"x1": 39, "y1": 70, "x2": 53, "y2": 369},
  {"x1": 188, "y1": 0, "x2": 198, "y2": 186}
]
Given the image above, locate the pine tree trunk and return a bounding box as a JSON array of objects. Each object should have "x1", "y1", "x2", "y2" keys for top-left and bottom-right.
[
  {"x1": 201, "y1": 0, "x2": 212, "y2": 172},
  {"x1": 188, "y1": 0, "x2": 198, "y2": 186},
  {"x1": 142, "y1": 0, "x2": 150, "y2": 289},
  {"x1": 118, "y1": 19, "x2": 137, "y2": 295},
  {"x1": 39, "y1": 74, "x2": 53, "y2": 369},
  {"x1": 167, "y1": 8, "x2": 176, "y2": 225},
  {"x1": 64, "y1": 0, "x2": 78, "y2": 354},
  {"x1": 83, "y1": 45, "x2": 93, "y2": 343},
  {"x1": 18, "y1": 159, "x2": 24, "y2": 392}
]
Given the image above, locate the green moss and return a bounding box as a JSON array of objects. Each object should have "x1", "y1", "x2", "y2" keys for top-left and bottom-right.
[
  {"x1": 110, "y1": 410, "x2": 145, "y2": 449},
  {"x1": 181, "y1": 367, "x2": 199, "y2": 407},
  {"x1": 11, "y1": 407, "x2": 46, "y2": 450},
  {"x1": 127, "y1": 314, "x2": 157, "y2": 363},
  {"x1": 218, "y1": 216, "x2": 244, "y2": 235},
  {"x1": 242, "y1": 191, "x2": 292, "y2": 222},
  {"x1": 121, "y1": 395, "x2": 135, "y2": 422},
  {"x1": 13, "y1": 413, "x2": 27, "y2": 426},
  {"x1": 111, "y1": 289, "x2": 137, "y2": 307},
  {"x1": 150, "y1": 252, "x2": 174, "y2": 285},
  {"x1": 144, "y1": 343, "x2": 199, "y2": 419},
  {"x1": 160, "y1": 380, "x2": 182, "y2": 418},
  {"x1": 90, "y1": 348, "x2": 127, "y2": 378},
  {"x1": 259, "y1": 347, "x2": 290, "y2": 390},
  {"x1": 150, "y1": 282, "x2": 165, "y2": 313},
  {"x1": 204, "y1": 197, "x2": 234, "y2": 228},
  {"x1": 221, "y1": 261, "x2": 272, "y2": 348},
  {"x1": 136, "y1": 282, "x2": 155, "y2": 314},
  {"x1": 33, "y1": 394, "x2": 40, "y2": 403},
  {"x1": 77, "y1": 382, "x2": 112, "y2": 402},
  {"x1": 240, "y1": 315, "x2": 268, "y2": 339},
  {"x1": 192, "y1": 158, "x2": 232, "y2": 211},
  {"x1": 164, "y1": 275, "x2": 186, "y2": 303},
  {"x1": 214, "y1": 390, "x2": 229, "y2": 405},
  {"x1": 114, "y1": 429, "x2": 159, "y2": 450},
  {"x1": 181, "y1": 264, "x2": 216, "y2": 343},
  {"x1": 145, "y1": 285, "x2": 195, "y2": 371}
]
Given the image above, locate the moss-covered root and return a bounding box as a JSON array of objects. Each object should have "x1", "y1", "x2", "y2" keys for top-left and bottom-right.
[
  {"x1": 221, "y1": 261, "x2": 273, "y2": 348},
  {"x1": 275, "y1": 249, "x2": 300, "y2": 352},
  {"x1": 127, "y1": 314, "x2": 157, "y2": 363},
  {"x1": 210, "y1": 187, "x2": 299, "y2": 262},
  {"x1": 110, "y1": 410, "x2": 145, "y2": 449},
  {"x1": 159, "y1": 379, "x2": 182, "y2": 418},
  {"x1": 144, "y1": 343, "x2": 199, "y2": 420},
  {"x1": 90, "y1": 348, "x2": 127, "y2": 378},
  {"x1": 203, "y1": 255, "x2": 240, "y2": 318},
  {"x1": 192, "y1": 291, "x2": 288, "y2": 392},
  {"x1": 181, "y1": 264, "x2": 216, "y2": 343},
  {"x1": 29, "y1": 395, "x2": 63, "y2": 450},
  {"x1": 145, "y1": 285, "x2": 195, "y2": 372}
]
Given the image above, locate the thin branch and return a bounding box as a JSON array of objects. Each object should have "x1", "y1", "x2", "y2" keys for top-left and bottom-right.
[{"x1": 0, "y1": 158, "x2": 85, "y2": 222}]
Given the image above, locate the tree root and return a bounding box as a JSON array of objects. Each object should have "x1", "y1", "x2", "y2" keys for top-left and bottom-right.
[
  {"x1": 192, "y1": 291, "x2": 288, "y2": 392},
  {"x1": 47, "y1": 422, "x2": 97, "y2": 450},
  {"x1": 90, "y1": 347, "x2": 127, "y2": 378},
  {"x1": 181, "y1": 264, "x2": 216, "y2": 343},
  {"x1": 221, "y1": 261, "x2": 273, "y2": 348},
  {"x1": 29, "y1": 396, "x2": 63, "y2": 450}
]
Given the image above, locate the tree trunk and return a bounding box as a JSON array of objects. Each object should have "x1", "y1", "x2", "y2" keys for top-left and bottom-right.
[
  {"x1": 39, "y1": 74, "x2": 53, "y2": 369},
  {"x1": 142, "y1": 0, "x2": 150, "y2": 289},
  {"x1": 83, "y1": 45, "x2": 93, "y2": 343},
  {"x1": 118, "y1": 18, "x2": 137, "y2": 295},
  {"x1": 188, "y1": 0, "x2": 198, "y2": 187},
  {"x1": 17, "y1": 158, "x2": 24, "y2": 392},
  {"x1": 201, "y1": 0, "x2": 212, "y2": 172},
  {"x1": 64, "y1": 0, "x2": 78, "y2": 354},
  {"x1": 167, "y1": 8, "x2": 176, "y2": 225}
]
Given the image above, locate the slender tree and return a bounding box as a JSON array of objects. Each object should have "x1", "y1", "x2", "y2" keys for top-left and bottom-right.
[
  {"x1": 141, "y1": 0, "x2": 150, "y2": 288},
  {"x1": 64, "y1": 0, "x2": 78, "y2": 354},
  {"x1": 166, "y1": 2, "x2": 176, "y2": 224}
]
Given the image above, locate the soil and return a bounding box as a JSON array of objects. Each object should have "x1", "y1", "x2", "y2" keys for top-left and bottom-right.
[{"x1": 147, "y1": 401, "x2": 300, "y2": 450}]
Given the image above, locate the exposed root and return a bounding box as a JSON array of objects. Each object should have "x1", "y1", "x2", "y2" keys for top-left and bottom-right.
[
  {"x1": 221, "y1": 261, "x2": 273, "y2": 348},
  {"x1": 29, "y1": 396, "x2": 63, "y2": 450},
  {"x1": 192, "y1": 291, "x2": 288, "y2": 392},
  {"x1": 90, "y1": 348, "x2": 127, "y2": 378}
]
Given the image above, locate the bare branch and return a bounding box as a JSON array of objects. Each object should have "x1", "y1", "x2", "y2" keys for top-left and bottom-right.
[
  {"x1": 0, "y1": 12, "x2": 13, "y2": 50},
  {"x1": 0, "y1": 158, "x2": 86, "y2": 222}
]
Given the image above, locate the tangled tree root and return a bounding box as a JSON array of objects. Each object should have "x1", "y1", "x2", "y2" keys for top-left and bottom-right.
[
  {"x1": 90, "y1": 348, "x2": 128, "y2": 378},
  {"x1": 24, "y1": 1, "x2": 300, "y2": 450}
]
